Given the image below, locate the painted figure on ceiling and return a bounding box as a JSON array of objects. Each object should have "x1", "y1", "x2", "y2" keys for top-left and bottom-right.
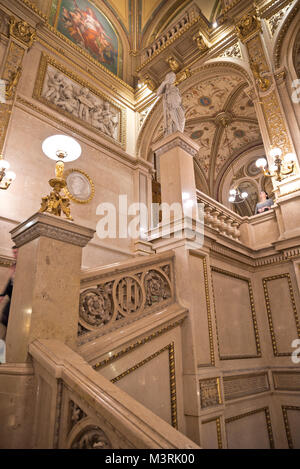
[{"x1": 61, "y1": 1, "x2": 115, "y2": 66}]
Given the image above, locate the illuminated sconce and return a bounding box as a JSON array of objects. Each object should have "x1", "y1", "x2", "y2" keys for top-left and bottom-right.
[
  {"x1": 0, "y1": 155, "x2": 16, "y2": 190},
  {"x1": 40, "y1": 134, "x2": 81, "y2": 220},
  {"x1": 256, "y1": 148, "x2": 296, "y2": 182}
]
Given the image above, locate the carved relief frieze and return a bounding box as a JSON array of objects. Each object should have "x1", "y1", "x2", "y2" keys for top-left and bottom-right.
[
  {"x1": 69, "y1": 400, "x2": 87, "y2": 434},
  {"x1": 33, "y1": 55, "x2": 126, "y2": 147},
  {"x1": 219, "y1": 43, "x2": 242, "y2": 59},
  {"x1": 273, "y1": 371, "x2": 300, "y2": 391},
  {"x1": 199, "y1": 377, "x2": 222, "y2": 409},
  {"x1": 267, "y1": 2, "x2": 293, "y2": 36},
  {"x1": 223, "y1": 372, "x2": 270, "y2": 401},
  {"x1": 70, "y1": 425, "x2": 112, "y2": 449},
  {"x1": 79, "y1": 263, "x2": 173, "y2": 337}
]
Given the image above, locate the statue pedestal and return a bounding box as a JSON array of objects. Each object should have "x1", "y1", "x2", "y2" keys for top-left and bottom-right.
[
  {"x1": 152, "y1": 131, "x2": 199, "y2": 220},
  {"x1": 5, "y1": 212, "x2": 95, "y2": 362}
]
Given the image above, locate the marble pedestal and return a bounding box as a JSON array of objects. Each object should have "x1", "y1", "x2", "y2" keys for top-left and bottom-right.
[
  {"x1": 5, "y1": 212, "x2": 95, "y2": 362},
  {"x1": 152, "y1": 131, "x2": 199, "y2": 220}
]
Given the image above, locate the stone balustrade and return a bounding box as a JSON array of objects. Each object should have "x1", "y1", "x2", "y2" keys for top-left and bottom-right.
[
  {"x1": 78, "y1": 251, "x2": 175, "y2": 343},
  {"x1": 197, "y1": 190, "x2": 243, "y2": 242},
  {"x1": 142, "y1": 6, "x2": 200, "y2": 61}
]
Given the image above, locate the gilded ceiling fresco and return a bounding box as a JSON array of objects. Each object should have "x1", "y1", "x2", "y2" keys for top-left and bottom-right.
[{"x1": 49, "y1": 0, "x2": 122, "y2": 77}]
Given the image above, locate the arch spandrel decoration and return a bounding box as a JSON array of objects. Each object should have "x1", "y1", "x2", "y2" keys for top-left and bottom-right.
[{"x1": 48, "y1": 0, "x2": 124, "y2": 78}]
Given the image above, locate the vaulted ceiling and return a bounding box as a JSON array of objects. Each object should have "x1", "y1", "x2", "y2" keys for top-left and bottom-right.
[{"x1": 150, "y1": 72, "x2": 263, "y2": 198}]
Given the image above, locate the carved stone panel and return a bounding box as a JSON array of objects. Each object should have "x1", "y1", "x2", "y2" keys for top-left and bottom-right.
[
  {"x1": 199, "y1": 378, "x2": 222, "y2": 409},
  {"x1": 70, "y1": 425, "x2": 112, "y2": 449},
  {"x1": 33, "y1": 55, "x2": 125, "y2": 146}
]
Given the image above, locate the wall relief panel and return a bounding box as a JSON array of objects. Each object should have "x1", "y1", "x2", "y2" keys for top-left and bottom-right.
[{"x1": 33, "y1": 54, "x2": 126, "y2": 147}]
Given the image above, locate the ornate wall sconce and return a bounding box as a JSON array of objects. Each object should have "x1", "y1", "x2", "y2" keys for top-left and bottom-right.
[
  {"x1": 0, "y1": 155, "x2": 16, "y2": 190},
  {"x1": 256, "y1": 148, "x2": 296, "y2": 182},
  {"x1": 228, "y1": 186, "x2": 248, "y2": 204},
  {"x1": 40, "y1": 135, "x2": 81, "y2": 220}
]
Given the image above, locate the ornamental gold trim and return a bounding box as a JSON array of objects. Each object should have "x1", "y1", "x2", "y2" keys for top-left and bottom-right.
[
  {"x1": 225, "y1": 407, "x2": 274, "y2": 449},
  {"x1": 33, "y1": 54, "x2": 126, "y2": 149},
  {"x1": 64, "y1": 168, "x2": 95, "y2": 205},
  {"x1": 202, "y1": 416, "x2": 222, "y2": 449},
  {"x1": 282, "y1": 405, "x2": 300, "y2": 449},
  {"x1": 211, "y1": 266, "x2": 261, "y2": 360},
  {"x1": 111, "y1": 342, "x2": 178, "y2": 429},
  {"x1": 9, "y1": 16, "x2": 36, "y2": 47},
  {"x1": 92, "y1": 318, "x2": 185, "y2": 369},
  {"x1": 262, "y1": 273, "x2": 300, "y2": 357}
]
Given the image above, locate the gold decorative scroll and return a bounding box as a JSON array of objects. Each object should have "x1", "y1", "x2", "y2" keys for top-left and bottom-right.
[
  {"x1": 0, "y1": 104, "x2": 12, "y2": 153},
  {"x1": 2, "y1": 42, "x2": 25, "y2": 100},
  {"x1": 9, "y1": 16, "x2": 36, "y2": 47},
  {"x1": 261, "y1": 91, "x2": 293, "y2": 155},
  {"x1": 235, "y1": 13, "x2": 262, "y2": 43}
]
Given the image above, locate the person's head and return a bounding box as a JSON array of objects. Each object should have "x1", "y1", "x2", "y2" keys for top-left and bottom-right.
[
  {"x1": 259, "y1": 190, "x2": 268, "y2": 201},
  {"x1": 12, "y1": 246, "x2": 18, "y2": 260}
]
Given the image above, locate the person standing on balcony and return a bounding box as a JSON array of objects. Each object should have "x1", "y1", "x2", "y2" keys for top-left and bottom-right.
[{"x1": 255, "y1": 191, "x2": 273, "y2": 214}]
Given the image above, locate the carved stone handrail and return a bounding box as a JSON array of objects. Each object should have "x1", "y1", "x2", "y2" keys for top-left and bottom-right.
[
  {"x1": 141, "y1": 5, "x2": 200, "y2": 62},
  {"x1": 79, "y1": 251, "x2": 175, "y2": 342},
  {"x1": 29, "y1": 339, "x2": 199, "y2": 449},
  {"x1": 196, "y1": 190, "x2": 244, "y2": 242}
]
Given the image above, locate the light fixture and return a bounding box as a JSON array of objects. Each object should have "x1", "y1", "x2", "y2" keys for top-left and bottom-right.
[
  {"x1": 40, "y1": 135, "x2": 81, "y2": 220},
  {"x1": 256, "y1": 148, "x2": 296, "y2": 182},
  {"x1": 0, "y1": 154, "x2": 16, "y2": 190},
  {"x1": 222, "y1": 122, "x2": 248, "y2": 205},
  {"x1": 212, "y1": 21, "x2": 218, "y2": 28}
]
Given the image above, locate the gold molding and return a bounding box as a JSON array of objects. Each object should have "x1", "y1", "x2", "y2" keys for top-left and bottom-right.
[
  {"x1": 9, "y1": 16, "x2": 36, "y2": 48},
  {"x1": 262, "y1": 273, "x2": 300, "y2": 357},
  {"x1": 225, "y1": 407, "x2": 274, "y2": 449},
  {"x1": 211, "y1": 266, "x2": 261, "y2": 360},
  {"x1": 199, "y1": 377, "x2": 222, "y2": 409},
  {"x1": 93, "y1": 318, "x2": 184, "y2": 370},
  {"x1": 33, "y1": 53, "x2": 126, "y2": 148},
  {"x1": 235, "y1": 13, "x2": 262, "y2": 44},
  {"x1": 0, "y1": 256, "x2": 14, "y2": 268},
  {"x1": 17, "y1": 0, "x2": 48, "y2": 20},
  {"x1": 202, "y1": 257, "x2": 215, "y2": 366},
  {"x1": 282, "y1": 405, "x2": 300, "y2": 449},
  {"x1": 111, "y1": 342, "x2": 178, "y2": 429},
  {"x1": 63, "y1": 168, "x2": 95, "y2": 205},
  {"x1": 202, "y1": 416, "x2": 222, "y2": 449}
]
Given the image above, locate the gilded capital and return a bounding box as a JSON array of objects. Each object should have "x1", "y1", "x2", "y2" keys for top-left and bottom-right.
[
  {"x1": 9, "y1": 16, "x2": 36, "y2": 47},
  {"x1": 235, "y1": 13, "x2": 261, "y2": 43}
]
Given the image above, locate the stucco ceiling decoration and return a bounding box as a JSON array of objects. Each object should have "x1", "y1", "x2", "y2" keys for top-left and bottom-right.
[{"x1": 151, "y1": 71, "x2": 262, "y2": 196}]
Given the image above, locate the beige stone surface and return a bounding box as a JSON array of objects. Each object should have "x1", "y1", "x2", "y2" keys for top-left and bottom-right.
[{"x1": 6, "y1": 213, "x2": 94, "y2": 362}]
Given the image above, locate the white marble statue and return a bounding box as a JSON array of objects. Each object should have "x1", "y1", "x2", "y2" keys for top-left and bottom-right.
[{"x1": 156, "y1": 71, "x2": 185, "y2": 135}]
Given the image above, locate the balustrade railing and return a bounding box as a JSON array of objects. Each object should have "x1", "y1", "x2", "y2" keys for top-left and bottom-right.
[
  {"x1": 78, "y1": 252, "x2": 175, "y2": 342},
  {"x1": 197, "y1": 190, "x2": 243, "y2": 242},
  {"x1": 142, "y1": 5, "x2": 200, "y2": 61}
]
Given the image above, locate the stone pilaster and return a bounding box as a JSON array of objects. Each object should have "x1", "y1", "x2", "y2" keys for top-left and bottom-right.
[{"x1": 5, "y1": 212, "x2": 95, "y2": 362}]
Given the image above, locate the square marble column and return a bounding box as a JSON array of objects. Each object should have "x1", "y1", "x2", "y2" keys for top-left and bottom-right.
[
  {"x1": 5, "y1": 212, "x2": 95, "y2": 363},
  {"x1": 152, "y1": 131, "x2": 199, "y2": 219}
]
